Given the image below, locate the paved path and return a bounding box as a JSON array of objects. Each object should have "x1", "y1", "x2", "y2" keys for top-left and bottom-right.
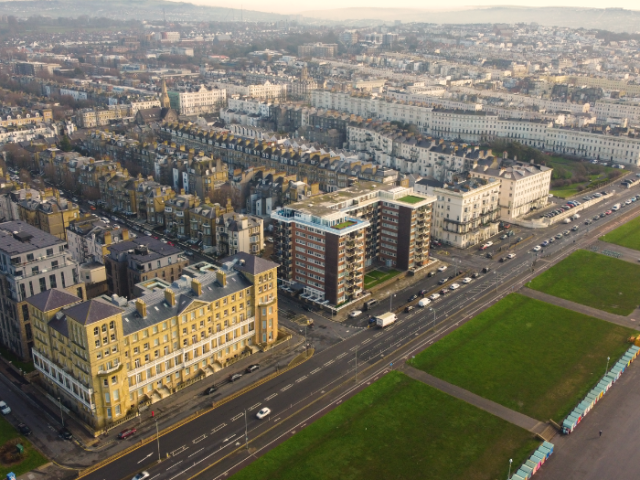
[
  {"x1": 400, "y1": 364, "x2": 546, "y2": 434},
  {"x1": 520, "y1": 288, "x2": 640, "y2": 330},
  {"x1": 591, "y1": 239, "x2": 640, "y2": 265}
]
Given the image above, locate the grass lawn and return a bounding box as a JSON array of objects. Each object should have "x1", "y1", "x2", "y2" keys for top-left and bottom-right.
[
  {"x1": 397, "y1": 195, "x2": 424, "y2": 204},
  {"x1": 527, "y1": 249, "x2": 640, "y2": 315},
  {"x1": 363, "y1": 269, "x2": 401, "y2": 289},
  {"x1": 548, "y1": 157, "x2": 619, "y2": 199},
  {"x1": 409, "y1": 294, "x2": 634, "y2": 422},
  {"x1": 231, "y1": 371, "x2": 539, "y2": 480},
  {"x1": 600, "y1": 215, "x2": 640, "y2": 252},
  {"x1": 0, "y1": 416, "x2": 48, "y2": 478},
  {"x1": 332, "y1": 221, "x2": 356, "y2": 230}
]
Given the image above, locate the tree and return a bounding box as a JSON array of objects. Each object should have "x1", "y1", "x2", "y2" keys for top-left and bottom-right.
[
  {"x1": 3, "y1": 143, "x2": 33, "y2": 171},
  {"x1": 60, "y1": 135, "x2": 73, "y2": 152},
  {"x1": 210, "y1": 183, "x2": 242, "y2": 212}
]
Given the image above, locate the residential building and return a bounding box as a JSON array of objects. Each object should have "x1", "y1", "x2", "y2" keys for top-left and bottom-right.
[
  {"x1": 211, "y1": 81, "x2": 286, "y2": 100},
  {"x1": 66, "y1": 216, "x2": 131, "y2": 264},
  {"x1": 216, "y1": 213, "x2": 264, "y2": 256},
  {"x1": 0, "y1": 221, "x2": 85, "y2": 360},
  {"x1": 298, "y1": 43, "x2": 338, "y2": 58},
  {"x1": 104, "y1": 238, "x2": 189, "y2": 300},
  {"x1": 30, "y1": 253, "x2": 279, "y2": 432},
  {"x1": 471, "y1": 157, "x2": 552, "y2": 220},
  {"x1": 415, "y1": 176, "x2": 501, "y2": 248},
  {"x1": 271, "y1": 182, "x2": 435, "y2": 306},
  {"x1": 16, "y1": 190, "x2": 80, "y2": 241},
  {"x1": 188, "y1": 200, "x2": 232, "y2": 253},
  {"x1": 168, "y1": 85, "x2": 227, "y2": 115}
]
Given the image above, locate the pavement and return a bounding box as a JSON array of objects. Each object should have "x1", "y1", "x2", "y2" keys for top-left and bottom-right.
[
  {"x1": 535, "y1": 356, "x2": 640, "y2": 480},
  {"x1": 520, "y1": 288, "x2": 640, "y2": 330},
  {"x1": 399, "y1": 364, "x2": 548, "y2": 434},
  {"x1": 591, "y1": 239, "x2": 640, "y2": 264}
]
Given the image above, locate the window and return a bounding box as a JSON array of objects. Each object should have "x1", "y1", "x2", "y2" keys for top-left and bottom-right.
[
  {"x1": 115, "y1": 405, "x2": 121, "y2": 416},
  {"x1": 39, "y1": 277, "x2": 46, "y2": 292},
  {"x1": 105, "y1": 392, "x2": 110, "y2": 403},
  {"x1": 49, "y1": 274, "x2": 57, "y2": 289},
  {"x1": 107, "y1": 407, "x2": 112, "y2": 418}
]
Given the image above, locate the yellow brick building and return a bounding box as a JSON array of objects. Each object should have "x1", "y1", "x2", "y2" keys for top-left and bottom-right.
[{"x1": 30, "y1": 253, "x2": 279, "y2": 433}]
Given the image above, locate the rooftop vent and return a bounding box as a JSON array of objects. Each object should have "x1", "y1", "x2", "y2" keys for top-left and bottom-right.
[{"x1": 12, "y1": 231, "x2": 33, "y2": 243}]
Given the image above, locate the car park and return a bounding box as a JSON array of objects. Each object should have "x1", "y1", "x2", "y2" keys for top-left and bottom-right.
[
  {"x1": 229, "y1": 373, "x2": 243, "y2": 382},
  {"x1": 0, "y1": 401, "x2": 10, "y2": 415},
  {"x1": 118, "y1": 428, "x2": 137, "y2": 439},
  {"x1": 429, "y1": 293, "x2": 441, "y2": 301},
  {"x1": 462, "y1": 277, "x2": 472, "y2": 284},
  {"x1": 349, "y1": 310, "x2": 362, "y2": 318},
  {"x1": 256, "y1": 407, "x2": 271, "y2": 420},
  {"x1": 449, "y1": 283, "x2": 460, "y2": 290},
  {"x1": 203, "y1": 386, "x2": 217, "y2": 395},
  {"x1": 17, "y1": 423, "x2": 31, "y2": 436},
  {"x1": 437, "y1": 265, "x2": 448, "y2": 272},
  {"x1": 404, "y1": 305, "x2": 415, "y2": 313},
  {"x1": 245, "y1": 364, "x2": 260, "y2": 373}
]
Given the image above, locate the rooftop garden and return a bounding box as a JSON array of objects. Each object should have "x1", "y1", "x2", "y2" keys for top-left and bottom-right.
[
  {"x1": 397, "y1": 195, "x2": 424, "y2": 204},
  {"x1": 332, "y1": 220, "x2": 356, "y2": 230}
]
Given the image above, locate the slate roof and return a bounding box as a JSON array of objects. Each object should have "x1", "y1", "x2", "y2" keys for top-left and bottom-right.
[
  {"x1": 221, "y1": 252, "x2": 279, "y2": 276},
  {"x1": 26, "y1": 288, "x2": 81, "y2": 312},
  {"x1": 0, "y1": 221, "x2": 65, "y2": 255},
  {"x1": 64, "y1": 298, "x2": 123, "y2": 326}
]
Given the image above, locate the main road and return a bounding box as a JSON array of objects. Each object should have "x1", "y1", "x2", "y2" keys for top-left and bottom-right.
[{"x1": 80, "y1": 181, "x2": 640, "y2": 480}]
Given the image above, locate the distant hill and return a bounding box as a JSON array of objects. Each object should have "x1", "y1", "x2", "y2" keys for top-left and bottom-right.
[{"x1": 300, "y1": 6, "x2": 640, "y2": 32}]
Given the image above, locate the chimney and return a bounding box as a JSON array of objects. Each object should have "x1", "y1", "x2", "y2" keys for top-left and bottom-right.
[
  {"x1": 191, "y1": 279, "x2": 202, "y2": 296},
  {"x1": 216, "y1": 270, "x2": 227, "y2": 287},
  {"x1": 164, "y1": 288, "x2": 176, "y2": 307},
  {"x1": 103, "y1": 230, "x2": 112, "y2": 245},
  {"x1": 122, "y1": 229, "x2": 130, "y2": 241},
  {"x1": 135, "y1": 298, "x2": 147, "y2": 318}
]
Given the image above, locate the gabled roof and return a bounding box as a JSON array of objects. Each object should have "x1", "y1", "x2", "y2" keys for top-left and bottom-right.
[
  {"x1": 26, "y1": 288, "x2": 81, "y2": 312},
  {"x1": 64, "y1": 298, "x2": 123, "y2": 326}
]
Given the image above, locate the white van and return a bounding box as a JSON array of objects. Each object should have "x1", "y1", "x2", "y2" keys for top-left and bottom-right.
[{"x1": 418, "y1": 298, "x2": 431, "y2": 308}]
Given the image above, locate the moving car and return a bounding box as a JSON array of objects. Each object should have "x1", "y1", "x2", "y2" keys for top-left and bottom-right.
[
  {"x1": 203, "y1": 386, "x2": 217, "y2": 395},
  {"x1": 0, "y1": 401, "x2": 10, "y2": 415},
  {"x1": 506, "y1": 253, "x2": 516, "y2": 259},
  {"x1": 404, "y1": 305, "x2": 415, "y2": 313},
  {"x1": 429, "y1": 293, "x2": 441, "y2": 301},
  {"x1": 532, "y1": 246, "x2": 542, "y2": 252},
  {"x1": 437, "y1": 265, "x2": 448, "y2": 272},
  {"x1": 449, "y1": 283, "x2": 460, "y2": 290},
  {"x1": 229, "y1": 373, "x2": 243, "y2": 382},
  {"x1": 418, "y1": 298, "x2": 431, "y2": 307},
  {"x1": 131, "y1": 473, "x2": 150, "y2": 480},
  {"x1": 419, "y1": 289, "x2": 428, "y2": 296},
  {"x1": 408, "y1": 294, "x2": 419, "y2": 302},
  {"x1": 438, "y1": 278, "x2": 447, "y2": 285},
  {"x1": 461, "y1": 277, "x2": 472, "y2": 284},
  {"x1": 479, "y1": 241, "x2": 493, "y2": 250},
  {"x1": 471, "y1": 272, "x2": 480, "y2": 279},
  {"x1": 349, "y1": 310, "x2": 362, "y2": 318},
  {"x1": 59, "y1": 428, "x2": 73, "y2": 440},
  {"x1": 17, "y1": 423, "x2": 31, "y2": 436},
  {"x1": 256, "y1": 407, "x2": 271, "y2": 420},
  {"x1": 245, "y1": 364, "x2": 260, "y2": 373},
  {"x1": 118, "y1": 428, "x2": 137, "y2": 439},
  {"x1": 541, "y1": 241, "x2": 549, "y2": 247}
]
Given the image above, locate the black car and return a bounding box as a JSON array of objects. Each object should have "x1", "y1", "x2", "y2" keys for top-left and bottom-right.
[
  {"x1": 404, "y1": 305, "x2": 415, "y2": 313},
  {"x1": 419, "y1": 289, "x2": 428, "y2": 296},
  {"x1": 408, "y1": 294, "x2": 419, "y2": 302},
  {"x1": 427, "y1": 271, "x2": 436, "y2": 277},
  {"x1": 59, "y1": 428, "x2": 73, "y2": 440},
  {"x1": 17, "y1": 423, "x2": 31, "y2": 436},
  {"x1": 482, "y1": 267, "x2": 491, "y2": 273},
  {"x1": 439, "y1": 289, "x2": 449, "y2": 296},
  {"x1": 245, "y1": 364, "x2": 260, "y2": 373},
  {"x1": 486, "y1": 252, "x2": 493, "y2": 258},
  {"x1": 499, "y1": 257, "x2": 506, "y2": 263},
  {"x1": 203, "y1": 386, "x2": 217, "y2": 395},
  {"x1": 471, "y1": 272, "x2": 480, "y2": 279}
]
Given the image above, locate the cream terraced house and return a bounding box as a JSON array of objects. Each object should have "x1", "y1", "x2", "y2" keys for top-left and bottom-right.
[{"x1": 30, "y1": 253, "x2": 279, "y2": 434}]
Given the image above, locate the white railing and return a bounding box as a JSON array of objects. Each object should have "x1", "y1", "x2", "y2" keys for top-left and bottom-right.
[
  {"x1": 127, "y1": 317, "x2": 255, "y2": 378},
  {"x1": 33, "y1": 350, "x2": 95, "y2": 410}
]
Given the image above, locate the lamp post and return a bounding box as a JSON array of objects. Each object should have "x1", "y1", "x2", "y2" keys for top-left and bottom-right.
[
  {"x1": 389, "y1": 294, "x2": 396, "y2": 311},
  {"x1": 154, "y1": 417, "x2": 161, "y2": 462},
  {"x1": 429, "y1": 307, "x2": 437, "y2": 329},
  {"x1": 507, "y1": 458, "x2": 512, "y2": 480},
  {"x1": 244, "y1": 409, "x2": 248, "y2": 450},
  {"x1": 605, "y1": 356, "x2": 610, "y2": 375},
  {"x1": 57, "y1": 396, "x2": 64, "y2": 427}
]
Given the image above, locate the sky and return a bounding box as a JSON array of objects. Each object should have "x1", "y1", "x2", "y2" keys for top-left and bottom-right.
[{"x1": 167, "y1": 0, "x2": 640, "y2": 15}]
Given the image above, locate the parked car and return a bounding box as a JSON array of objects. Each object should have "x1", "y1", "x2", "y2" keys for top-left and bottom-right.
[
  {"x1": 555, "y1": 234, "x2": 563, "y2": 239},
  {"x1": 118, "y1": 428, "x2": 137, "y2": 439},
  {"x1": 427, "y1": 271, "x2": 436, "y2": 277},
  {"x1": 349, "y1": 310, "x2": 362, "y2": 318},
  {"x1": 501, "y1": 234, "x2": 508, "y2": 240},
  {"x1": 17, "y1": 423, "x2": 31, "y2": 436},
  {"x1": 245, "y1": 364, "x2": 260, "y2": 373},
  {"x1": 59, "y1": 427, "x2": 73, "y2": 440},
  {"x1": 256, "y1": 407, "x2": 271, "y2": 420},
  {"x1": 0, "y1": 401, "x2": 10, "y2": 415},
  {"x1": 439, "y1": 289, "x2": 449, "y2": 296},
  {"x1": 203, "y1": 386, "x2": 217, "y2": 395},
  {"x1": 563, "y1": 230, "x2": 571, "y2": 236},
  {"x1": 571, "y1": 225, "x2": 579, "y2": 232},
  {"x1": 438, "y1": 278, "x2": 447, "y2": 285},
  {"x1": 541, "y1": 241, "x2": 549, "y2": 247},
  {"x1": 418, "y1": 298, "x2": 431, "y2": 307},
  {"x1": 229, "y1": 373, "x2": 243, "y2": 382},
  {"x1": 486, "y1": 252, "x2": 493, "y2": 259},
  {"x1": 482, "y1": 267, "x2": 491, "y2": 273},
  {"x1": 471, "y1": 272, "x2": 480, "y2": 279},
  {"x1": 419, "y1": 289, "x2": 428, "y2": 296}
]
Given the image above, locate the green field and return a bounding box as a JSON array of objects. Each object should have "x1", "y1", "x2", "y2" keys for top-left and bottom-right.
[
  {"x1": 0, "y1": 416, "x2": 47, "y2": 477},
  {"x1": 547, "y1": 157, "x2": 619, "y2": 199},
  {"x1": 363, "y1": 269, "x2": 401, "y2": 289},
  {"x1": 397, "y1": 195, "x2": 424, "y2": 204},
  {"x1": 409, "y1": 294, "x2": 634, "y2": 422},
  {"x1": 600, "y1": 215, "x2": 640, "y2": 252},
  {"x1": 231, "y1": 371, "x2": 538, "y2": 480},
  {"x1": 527, "y1": 249, "x2": 640, "y2": 315}
]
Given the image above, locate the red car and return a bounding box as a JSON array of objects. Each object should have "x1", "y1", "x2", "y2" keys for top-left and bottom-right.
[
  {"x1": 89, "y1": 205, "x2": 96, "y2": 210},
  {"x1": 167, "y1": 241, "x2": 175, "y2": 246},
  {"x1": 117, "y1": 428, "x2": 137, "y2": 439},
  {"x1": 605, "y1": 210, "x2": 612, "y2": 215}
]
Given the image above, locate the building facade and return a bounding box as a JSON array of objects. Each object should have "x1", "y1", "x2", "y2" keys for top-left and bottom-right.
[{"x1": 216, "y1": 213, "x2": 264, "y2": 257}]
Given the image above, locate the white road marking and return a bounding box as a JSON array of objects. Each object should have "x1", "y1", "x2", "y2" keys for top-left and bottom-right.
[
  {"x1": 374, "y1": 332, "x2": 383, "y2": 337},
  {"x1": 138, "y1": 452, "x2": 153, "y2": 464},
  {"x1": 281, "y1": 384, "x2": 293, "y2": 392},
  {"x1": 212, "y1": 423, "x2": 226, "y2": 433},
  {"x1": 170, "y1": 445, "x2": 188, "y2": 457},
  {"x1": 248, "y1": 403, "x2": 261, "y2": 411},
  {"x1": 324, "y1": 360, "x2": 334, "y2": 367},
  {"x1": 265, "y1": 393, "x2": 278, "y2": 401},
  {"x1": 349, "y1": 346, "x2": 358, "y2": 352},
  {"x1": 166, "y1": 460, "x2": 182, "y2": 470},
  {"x1": 231, "y1": 413, "x2": 244, "y2": 422},
  {"x1": 361, "y1": 338, "x2": 372, "y2": 345},
  {"x1": 223, "y1": 434, "x2": 236, "y2": 443},
  {"x1": 336, "y1": 352, "x2": 347, "y2": 360},
  {"x1": 188, "y1": 448, "x2": 204, "y2": 458},
  {"x1": 192, "y1": 434, "x2": 207, "y2": 444},
  {"x1": 309, "y1": 368, "x2": 321, "y2": 375},
  {"x1": 295, "y1": 375, "x2": 307, "y2": 383}
]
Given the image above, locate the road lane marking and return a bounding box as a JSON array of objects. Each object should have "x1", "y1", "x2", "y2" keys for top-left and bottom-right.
[
  {"x1": 281, "y1": 384, "x2": 293, "y2": 392},
  {"x1": 265, "y1": 393, "x2": 277, "y2": 401},
  {"x1": 324, "y1": 360, "x2": 334, "y2": 367},
  {"x1": 171, "y1": 445, "x2": 188, "y2": 457},
  {"x1": 223, "y1": 434, "x2": 236, "y2": 442},
  {"x1": 138, "y1": 452, "x2": 153, "y2": 464},
  {"x1": 166, "y1": 460, "x2": 182, "y2": 470},
  {"x1": 231, "y1": 413, "x2": 244, "y2": 422},
  {"x1": 309, "y1": 368, "x2": 321, "y2": 375},
  {"x1": 192, "y1": 434, "x2": 207, "y2": 444},
  {"x1": 188, "y1": 448, "x2": 204, "y2": 458},
  {"x1": 212, "y1": 423, "x2": 226, "y2": 433},
  {"x1": 295, "y1": 375, "x2": 307, "y2": 383},
  {"x1": 374, "y1": 332, "x2": 383, "y2": 337},
  {"x1": 349, "y1": 346, "x2": 358, "y2": 352},
  {"x1": 361, "y1": 338, "x2": 372, "y2": 345},
  {"x1": 248, "y1": 403, "x2": 261, "y2": 411},
  {"x1": 336, "y1": 352, "x2": 347, "y2": 360}
]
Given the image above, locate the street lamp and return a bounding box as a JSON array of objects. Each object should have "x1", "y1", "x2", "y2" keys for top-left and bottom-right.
[
  {"x1": 429, "y1": 307, "x2": 437, "y2": 329},
  {"x1": 605, "y1": 356, "x2": 610, "y2": 375},
  {"x1": 57, "y1": 396, "x2": 64, "y2": 427},
  {"x1": 507, "y1": 458, "x2": 512, "y2": 480},
  {"x1": 154, "y1": 417, "x2": 161, "y2": 462},
  {"x1": 244, "y1": 409, "x2": 249, "y2": 450},
  {"x1": 389, "y1": 294, "x2": 396, "y2": 311}
]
